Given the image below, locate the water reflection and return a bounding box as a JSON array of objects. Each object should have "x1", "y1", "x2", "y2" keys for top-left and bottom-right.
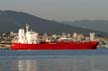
[
  {"x1": 0, "y1": 56, "x2": 108, "y2": 71},
  {"x1": 18, "y1": 60, "x2": 38, "y2": 71}
]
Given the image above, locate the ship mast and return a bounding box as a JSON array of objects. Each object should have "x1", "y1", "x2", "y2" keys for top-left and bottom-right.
[{"x1": 26, "y1": 24, "x2": 29, "y2": 33}]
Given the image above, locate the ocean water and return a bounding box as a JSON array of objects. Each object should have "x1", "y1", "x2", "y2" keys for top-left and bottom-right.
[{"x1": 0, "y1": 48, "x2": 108, "y2": 71}]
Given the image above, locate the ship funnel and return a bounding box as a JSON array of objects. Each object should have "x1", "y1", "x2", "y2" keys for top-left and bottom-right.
[{"x1": 89, "y1": 32, "x2": 95, "y2": 41}]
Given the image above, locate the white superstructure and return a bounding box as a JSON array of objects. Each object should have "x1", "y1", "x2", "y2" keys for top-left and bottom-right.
[
  {"x1": 18, "y1": 24, "x2": 38, "y2": 44},
  {"x1": 18, "y1": 28, "x2": 26, "y2": 43}
]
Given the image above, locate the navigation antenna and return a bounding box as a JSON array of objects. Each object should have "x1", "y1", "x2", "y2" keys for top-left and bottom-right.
[{"x1": 26, "y1": 24, "x2": 29, "y2": 32}]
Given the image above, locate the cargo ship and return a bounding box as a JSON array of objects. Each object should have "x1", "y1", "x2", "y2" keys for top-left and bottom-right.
[{"x1": 10, "y1": 24, "x2": 99, "y2": 50}]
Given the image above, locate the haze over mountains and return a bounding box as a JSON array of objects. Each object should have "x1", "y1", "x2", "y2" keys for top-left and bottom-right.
[
  {"x1": 63, "y1": 20, "x2": 108, "y2": 33},
  {"x1": 0, "y1": 10, "x2": 107, "y2": 36}
]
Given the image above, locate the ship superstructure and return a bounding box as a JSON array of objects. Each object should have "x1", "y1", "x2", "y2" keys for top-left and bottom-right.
[{"x1": 18, "y1": 24, "x2": 39, "y2": 44}]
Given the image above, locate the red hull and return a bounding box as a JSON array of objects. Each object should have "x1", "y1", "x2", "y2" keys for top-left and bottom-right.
[{"x1": 10, "y1": 41, "x2": 98, "y2": 50}]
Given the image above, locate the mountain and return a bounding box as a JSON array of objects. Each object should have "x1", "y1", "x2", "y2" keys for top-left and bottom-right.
[
  {"x1": 63, "y1": 20, "x2": 108, "y2": 33},
  {"x1": 0, "y1": 10, "x2": 107, "y2": 36}
]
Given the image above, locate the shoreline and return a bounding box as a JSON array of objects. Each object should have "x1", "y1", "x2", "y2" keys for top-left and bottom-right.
[{"x1": 0, "y1": 44, "x2": 10, "y2": 48}]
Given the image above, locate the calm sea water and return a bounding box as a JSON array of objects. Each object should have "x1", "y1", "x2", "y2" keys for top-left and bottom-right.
[{"x1": 0, "y1": 48, "x2": 108, "y2": 71}]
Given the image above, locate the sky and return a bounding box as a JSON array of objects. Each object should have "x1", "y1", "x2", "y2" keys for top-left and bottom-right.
[{"x1": 0, "y1": 0, "x2": 108, "y2": 21}]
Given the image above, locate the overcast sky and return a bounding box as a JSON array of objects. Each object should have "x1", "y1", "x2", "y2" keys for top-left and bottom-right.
[{"x1": 0, "y1": 0, "x2": 108, "y2": 21}]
